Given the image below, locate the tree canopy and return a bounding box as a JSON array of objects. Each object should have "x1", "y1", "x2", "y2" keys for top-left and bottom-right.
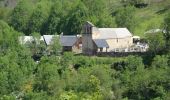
[{"x1": 0, "y1": 0, "x2": 170, "y2": 99}]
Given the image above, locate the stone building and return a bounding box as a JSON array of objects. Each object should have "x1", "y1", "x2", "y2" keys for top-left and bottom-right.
[
  {"x1": 43, "y1": 35, "x2": 81, "y2": 52},
  {"x1": 82, "y1": 21, "x2": 133, "y2": 55}
]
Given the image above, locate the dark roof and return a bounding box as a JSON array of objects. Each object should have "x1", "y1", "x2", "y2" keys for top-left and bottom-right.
[
  {"x1": 93, "y1": 39, "x2": 109, "y2": 48},
  {"x1": 43, "y1": 35, "x2": 78, "y2": 46},
  {"x1": 60, "y1": 35, "x2": 78, "y2": 46}
]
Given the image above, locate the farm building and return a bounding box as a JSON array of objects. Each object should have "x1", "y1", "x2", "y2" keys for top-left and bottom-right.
[{"x1": 82, "y1": 21, "x2": 133, "y2": 55}]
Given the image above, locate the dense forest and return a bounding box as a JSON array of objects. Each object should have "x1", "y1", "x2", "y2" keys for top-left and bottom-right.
[{"x1": 0, "y1": 0, "x2": 170, "y2": 99}]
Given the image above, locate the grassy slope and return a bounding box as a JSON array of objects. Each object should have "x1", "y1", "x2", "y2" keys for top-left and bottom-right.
[{"x1": 134, "y1": 0, "x2": 170, "y2": 37}]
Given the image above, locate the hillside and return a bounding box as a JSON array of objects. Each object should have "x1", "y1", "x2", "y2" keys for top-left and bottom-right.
[
  {"x1": 0, "y1": 0, "x2": 170, "y2": 37},
  {"x1": 0, "y1": 0, "x2": 170, "y2": 99},
  {"x1": 134, "y1": 0, "x2": 170, "y2": 37}
]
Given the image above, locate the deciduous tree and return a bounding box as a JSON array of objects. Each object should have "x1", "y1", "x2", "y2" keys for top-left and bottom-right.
[{"x1": 115, "y1": 6, "x2": 136, "y2": 33}]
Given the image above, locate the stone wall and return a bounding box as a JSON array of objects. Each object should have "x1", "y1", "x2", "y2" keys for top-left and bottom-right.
[{"x1": 96, "y1": 52, "x2": 147, "y2": 57}]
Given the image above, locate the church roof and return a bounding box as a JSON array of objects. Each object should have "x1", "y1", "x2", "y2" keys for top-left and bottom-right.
[{"x1": 93, "y1": 28, "x2": 132, "y2": 39}]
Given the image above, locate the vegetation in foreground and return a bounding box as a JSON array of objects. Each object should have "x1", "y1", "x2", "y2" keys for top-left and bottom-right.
[{"x1": 0, "y1": 0, "x2": 170, "y2": 100}]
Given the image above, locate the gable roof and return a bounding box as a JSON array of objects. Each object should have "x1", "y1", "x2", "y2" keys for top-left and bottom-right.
[
  {"x1": 93, "y1": 39, "x2": 109, "y2": 48},
  {"x1": 43, "y1": 35, "x2": 56, "y2": 45},
  {"x1": 60, "y1": 35, "x2": 78, "y2": 46},
  {"x1": 93, "y1": 28, "x2": 132, "y2": 39},
  {"x1": 43, "y1": 35, "x2": 79, "y2": 46}
]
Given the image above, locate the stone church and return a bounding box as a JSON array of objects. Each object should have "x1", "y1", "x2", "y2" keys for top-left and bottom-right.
[{"x1": 82, "y1": 21, "x2": 133, "y2": 55}]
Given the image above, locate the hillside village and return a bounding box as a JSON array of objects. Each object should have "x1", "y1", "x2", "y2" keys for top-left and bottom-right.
[
  {"x1": 0, "y1": 0, "x2": 170, "y2": 100},
  {"x1": 20, "y1": 21, "x2": 149, "y2": 56}
]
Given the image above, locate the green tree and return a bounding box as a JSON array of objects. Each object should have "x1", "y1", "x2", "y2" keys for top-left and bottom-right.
[
  {"x1": 126, "y1": 56, "x2": 144, "y2": 71},
  {"x1": 34, "y1": 56, "x2": 61, "y2": 95},
  {"x1": 62, "y1": 1, "x2": 88, "y2": 35},
  {"x1": 146, "y1": 32, "x2": 166, "y2": 55},
  {"x1": 9, "y1": 0, "x2": 33, "y2": 34},
  {"x1": 82, "y1": 0, "x2": 115, "y2": 27},
  {"x1": 48, "y1": 36, "x2": 62, "y2": 55},
  {"x1": 28, "y1": 32, "x2": 46, "y2": 59},
  {"x1": 115, "y1": 6, "x2": 137, "y2": 32},
  {"x1": 28, "y1": 1, "x2": 51, "y2": 34},
  {"x1": 151, "y1": 55, "x2": 168, "y2": 69},
  {"x1": 0, "y1": 20, "x2": 20, "y2": 52},
  {"x1": 44, "y1": 1, "x2": 62, "y2": 35}
]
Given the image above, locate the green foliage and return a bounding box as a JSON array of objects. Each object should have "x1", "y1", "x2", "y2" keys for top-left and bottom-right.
[
  {"x1": 44, "y1": 1, "x2": 62, "y2": 35},
  {"x1": 28, "y1": 0, "x2": 51, "y2": 34},
  {"x1": 0, "y1": 95, "x2": 15, "y2": 100},
  {"x1": 9, "y1": 0, "x2": 33, "y2": 34},
  {"x1": 87, "y1": 75, "x2": 101, "y2": 93},
  {"x1": 62, "y1": 1, "x2": 88, "y2": 35},
  {"x1": 115, "y1": 6, "x2": 137, "y2": 32},
  {"x1": 34, "y1": 56, "x2": 60, "y2": 94},
  {"x1": 0, "y1": 20, "x2": 20, "y2": 51},
  {"x1": 151, "y1": 55, "x2": 168, "y2": 69},
  {"x1": 48, "y1": 36, "x2": 62, "y2": 55},
  {"x1": 125, "y1": 56, "x2": 144, "y2": 71},
  {"x1": 164, "y1": 12, "x2": 170, "y2": 48},
  {"x1": 121, "y1": 0, "x2": 145, "y2": 6},
  {"x1": 146, "y1": 32, "x2": 166, "y2": 54},
  {"x1": 59, "y1": 91, "x2": 78, "y2": 100},
  {"x1": 0, "y1": 0, "x2": 170, "y2": 99},
  {"x1": 25, "y1": 32, "x2": 46, "y2": 59},
  {"x1": 0, "y1": 7, "x2": 10, "y2": 21}
]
